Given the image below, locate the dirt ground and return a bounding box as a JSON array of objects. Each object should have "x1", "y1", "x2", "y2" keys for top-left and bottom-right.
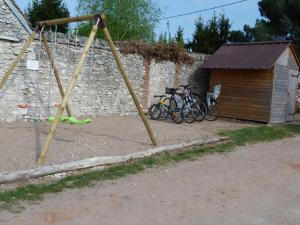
[
  {"x1": 1, "y1": 135, "x2": 300, "y2": 225},
  {"x1": 0, "y1": 116, "x2": 252, "y2": 173}
]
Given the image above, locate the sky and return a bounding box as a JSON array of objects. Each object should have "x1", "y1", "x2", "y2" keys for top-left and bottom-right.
[{"x1": 16, "y1": 0, "x2": 261, "y2": 41}]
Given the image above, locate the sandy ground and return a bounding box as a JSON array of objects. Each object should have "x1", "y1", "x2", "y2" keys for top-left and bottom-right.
[
  {"x1": 1, "y1": 135, "x2": 300, "y2": 225},
  {"x1": 0, "y1": 116, "x2": 252, "y2": 173}
]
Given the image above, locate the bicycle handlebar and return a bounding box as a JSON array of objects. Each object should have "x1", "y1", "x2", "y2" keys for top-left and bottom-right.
[
  {"x1": 179, "y1": 85, "x2": 190, "y2": 88},
  {"x1": 179, "y1": 85, "x2": 200, "y2": 89}
]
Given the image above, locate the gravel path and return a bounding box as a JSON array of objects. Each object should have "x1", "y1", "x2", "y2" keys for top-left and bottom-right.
[
  {"x1": 0, "y1": 116, "x2": 252, "y2": 173},
  {"x1": 1, "y1": 135, "x2": 300, "y2": 225}
]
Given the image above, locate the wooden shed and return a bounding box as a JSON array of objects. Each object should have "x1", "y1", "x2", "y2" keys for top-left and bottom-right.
[{"x1": 202, "y1": 41, "x2": 300, "y2": 123}]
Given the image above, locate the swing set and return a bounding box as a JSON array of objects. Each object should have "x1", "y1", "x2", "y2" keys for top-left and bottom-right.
[
  {"x1": 0, "y1": 13, "x2": 158, "y2": 165},
  {"x1": 17, "y1": 25, "x2": 92, "y2": 124}
]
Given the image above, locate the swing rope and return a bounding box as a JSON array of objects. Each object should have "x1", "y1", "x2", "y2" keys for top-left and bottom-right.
[
  {"x1": 34, "y1": 26, "x2": 45, "y2": 121},
  {"x1": 46, "y1": 26, "x2": 92, "y2": 125},
  {"x1": 88, "y1": 40, "x2": 94, "y2": 116}
]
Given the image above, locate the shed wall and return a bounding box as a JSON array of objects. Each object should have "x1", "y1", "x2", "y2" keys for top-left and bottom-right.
[
  {"x1": 211, "y1": 69, "x2": 273, "y2": 122},
  {"x1": 270, "y1": 48, "x2": 300, "y2": 123},
  {"x1": 270, "y1": 64, "x2": 289, "y2": 123}
]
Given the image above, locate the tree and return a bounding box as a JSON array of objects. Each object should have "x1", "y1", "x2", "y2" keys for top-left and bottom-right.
[
  {"x1": 229, "y1": 20, "x2": 272, "y2": 43},
  {"x1": 228, "y1": 30, "x2": 249, "y2": 43},
  {"x1": 258, "y1": 0, "x2": 299, "y2": 38},
  {"x1": 230, "y1": 0, "x2": 300, "y2": 55},
  {"x1": 175, "y1": 26, "x2": 184, "y2": 48},
  {"x1": 76, "y1": 0, "x2": 161, "y2": 42},
  {"x1": 206, "y1": 14, "x2": 220, "y2": 53},
  {"x1": 188, "y1": 13, "x2": 231, "y2": 54},
  {"x1": 158, "y1": 32, "x2": 168, "y2": 44},
  {"x1": 243, "y1": 21, "x2": 272, "y2": 42},
  {"x1": 166, "y1": 21, "x2": 175, "y2": 44},
  {"x1": 218, "y1": 14, "x2": 231, "y2": 44},
  {"x1": 187, "y1": 16, "x2": 207, "y2": 52},
  {"x1": 258, "y1": 0, "x2": 300, "y2": 54},
  {"x1": 26, "y1": 0, "x2": 70, "y2": 33}
]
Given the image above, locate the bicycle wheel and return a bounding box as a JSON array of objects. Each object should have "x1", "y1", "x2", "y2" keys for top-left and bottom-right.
[
  {"x1": 170, "y1": 108, "x2": 183, "y2": 124},
  {"x1": 168, "y1": 97, "x2": 180, "y2": 111},
  {"x1": 193, "y1": 102, "x2": 206, "y2": 122},
  {"x1": 199, "y1": 101, "x2": 208, "y2": 116},
  {"x1": 165, "y1": 95, "x2": 183, "y2": 124},
  {"x1": 191, "y1": 93, "x2": 202, "y2": 104},
  {"x1": 205, "y1": 104, "x2": 218, "y2": 121},
  {"x1": 182, "y1": 104, "x2": 196, "y2": 123},
  {"x1": 149, "y1": 103, "x2": 161, "y2": 120}
]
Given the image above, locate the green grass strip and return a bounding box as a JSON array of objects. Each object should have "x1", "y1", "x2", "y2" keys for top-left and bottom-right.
[{"x1": 1, "y1": 124, "x2": 300, "y2": 208}]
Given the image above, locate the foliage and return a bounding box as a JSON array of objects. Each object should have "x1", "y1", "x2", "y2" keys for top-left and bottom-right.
[
  {"x1": 218, "y1": 14, "x2": 231, "y2": 44},
  {"x1": 175, "y1": 26, "x2": 184, "y2": 48},
  {"x1": 258, "y1": 0, "x2": 300, "y2": 54},
  {"x1": 76, "y1": 0, "x2": 161, "y2": 42},
  {"x1": 116, "y1": 41, "x2": 194, "y2": 64},
  {"x1": 187, "y1": 13, "x2": 231, "y2": 54},
  {"x1": 228, "y1": 30, "x2": 249, "y2": 43},
  {"x1": 258, "y1": 0, "x2": 300, "y2": 38},
  {"x1": 157, "y1": 21, "x2": 177, "y2": 45},
  {"x1": 219, "y1": 124, "x2": 299, "y2": 146},
  {"x1": 1, "y1": 124, "x2": 300, "y2": 211},
  {"x1": 229, "y1": 0, "x2": 300, "y2": 55},
  {"x1": 159, "y1": 25, "x2": 184, "y2": 47},
  {"x1": 158, "y1": 32, "x2": 168, "y2": 45},
  {"x1": 229, "y1": 20, "x2": 272, "y2": 43},
  {"x1": 243, "y1": 21, "x2": 272, "y2": 42},
  {"x1": 26, "y1": 0, "x2": 70, "y2": 33}
]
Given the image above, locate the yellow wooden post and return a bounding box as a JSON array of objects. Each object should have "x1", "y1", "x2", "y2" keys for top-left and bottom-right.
[
  {"x1": 99, "y1": 14, "x2": 158, "y2": 146},
  {"x1": 0, "y1": 32, "x2": 36, "y2": 89},
  {"x1": 37, "y1": 22, "x2": 100, "y2": 165},
  {"x1": 42, "y1": 33, "x2": 72, "y2": 117}
]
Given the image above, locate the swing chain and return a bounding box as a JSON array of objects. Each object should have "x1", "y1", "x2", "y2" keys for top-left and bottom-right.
[{"x1": 34, "y1": 25, "x2": 45, "y2": 121}]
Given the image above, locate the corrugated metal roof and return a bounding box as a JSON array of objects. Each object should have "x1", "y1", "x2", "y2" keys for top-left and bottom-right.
[{"x1": 202, "y1": 41, "x2": 293, "y2": 70}]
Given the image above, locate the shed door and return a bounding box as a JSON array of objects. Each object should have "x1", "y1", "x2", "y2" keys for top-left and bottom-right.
[{"x1": 287, "y1": 69, "x2": 299, "y2": 121}]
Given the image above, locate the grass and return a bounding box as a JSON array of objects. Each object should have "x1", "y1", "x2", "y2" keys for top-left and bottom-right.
[{"x1": 1, "y1": 123, "x2": 300, "y2": 211}]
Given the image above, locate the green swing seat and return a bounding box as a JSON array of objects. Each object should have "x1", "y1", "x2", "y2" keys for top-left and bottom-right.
[{"x1": 47, "y1": 116, "x2": 91, "y2": 125}]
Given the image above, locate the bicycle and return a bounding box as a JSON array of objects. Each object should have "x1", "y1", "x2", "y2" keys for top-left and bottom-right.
[
  {"x1": 149, "y1": 94, "x2": 183, "y2": 124},
  {"x1": 179, "y1": 85, "x2": 206, "y2": 123}
]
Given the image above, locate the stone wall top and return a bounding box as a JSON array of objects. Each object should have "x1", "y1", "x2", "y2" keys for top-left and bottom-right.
[{"x1": 40, "y1": 31, "x2": 111, "y2": 51}]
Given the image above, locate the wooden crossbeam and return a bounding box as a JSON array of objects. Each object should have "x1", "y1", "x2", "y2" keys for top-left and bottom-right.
[{"x1": 38, "y1": 14, "x2": 97, "y2": 27}]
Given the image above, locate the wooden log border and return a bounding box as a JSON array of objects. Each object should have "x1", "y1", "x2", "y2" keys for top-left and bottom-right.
[{"x1": 0, "y1": 136, "x2": 228, "y2": 184}]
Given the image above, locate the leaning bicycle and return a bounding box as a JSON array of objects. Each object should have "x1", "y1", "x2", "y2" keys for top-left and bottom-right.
[
  {"x1": 179, "y1": 85, "x2": 206, "y2": 123},
  {"x1": 149, "y1": 94, "x2": 183, "y2": 124}
]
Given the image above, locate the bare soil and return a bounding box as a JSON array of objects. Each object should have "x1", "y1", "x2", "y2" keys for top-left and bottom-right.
[
  {"x1": 1, "y1": 135, "x2": 300, "y2": 225},
  {"x1": 0, "y1": 116, "x2": 252, "y2": 173}
]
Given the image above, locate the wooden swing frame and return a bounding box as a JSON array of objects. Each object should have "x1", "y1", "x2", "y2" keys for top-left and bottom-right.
[{"x1": 0, "y1": 13, "x2": 158, "y2": 166}]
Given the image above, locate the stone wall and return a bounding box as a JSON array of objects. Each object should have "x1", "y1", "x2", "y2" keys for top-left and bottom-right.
[
  {"x1": 0, "y1": 0, "x2": 28, "y2": 41},
  {"x1": 0, "y1": 0, "x2": 208, "y2": 122},
  {"x1": 0, "y1": 34, "x2": 207, "y2": 122}
]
